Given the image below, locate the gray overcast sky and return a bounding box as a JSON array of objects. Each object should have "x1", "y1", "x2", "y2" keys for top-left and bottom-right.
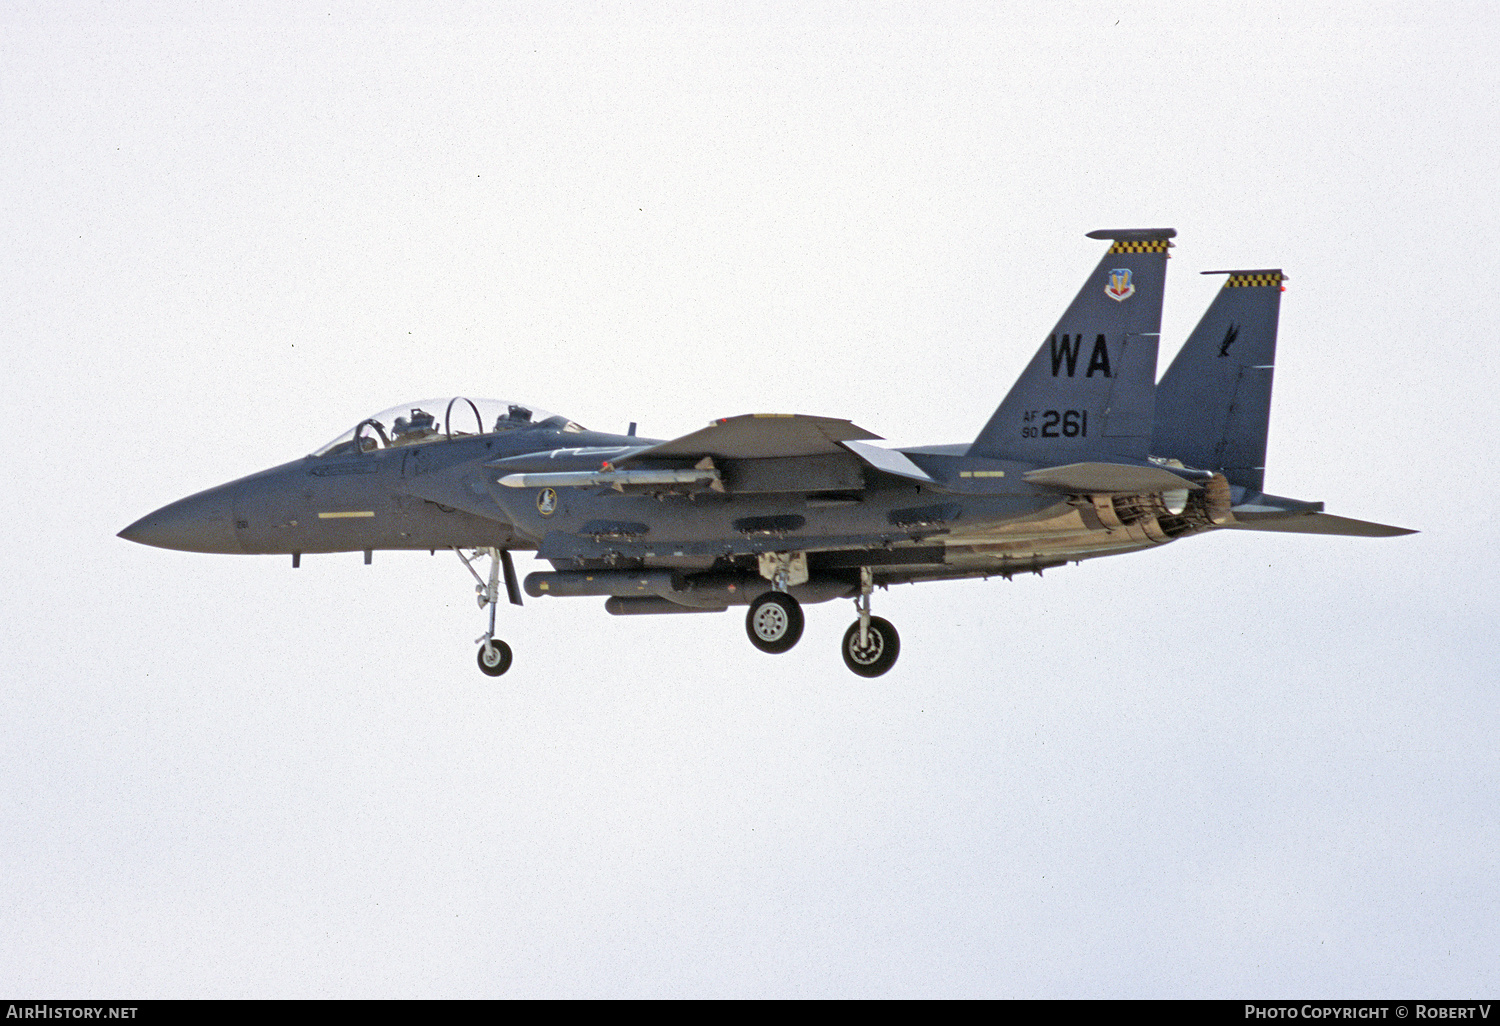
[{"x1": 2, "y1": 0, "x2": 1496, "y2": 997}]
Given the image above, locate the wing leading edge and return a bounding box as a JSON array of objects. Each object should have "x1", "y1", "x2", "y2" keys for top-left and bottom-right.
[{"x1": 618, "y1": 413, "x2": 880, "y2": 463}]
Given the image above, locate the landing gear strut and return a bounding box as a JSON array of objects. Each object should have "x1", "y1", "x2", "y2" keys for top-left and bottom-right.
[
  {"x1": 842, "y1": 567, "x2": 899, "y2": 677},
  {"x1": 457, "y1": 546, "x2": 519, "y2": 677}
]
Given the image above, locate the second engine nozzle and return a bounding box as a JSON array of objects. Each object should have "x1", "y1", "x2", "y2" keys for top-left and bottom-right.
[{"x1": 524, "y1": 569, "x2": 685, "y2": 599}]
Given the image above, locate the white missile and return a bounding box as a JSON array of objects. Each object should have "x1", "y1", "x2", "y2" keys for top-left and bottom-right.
[{"x1": 497, "y1": 467, "x2": 722, "y2": 489}]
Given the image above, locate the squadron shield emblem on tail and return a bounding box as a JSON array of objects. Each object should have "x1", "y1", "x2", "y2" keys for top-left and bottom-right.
[{"x1": 1106, "y1": 267, "x2": 1135, "y2": 301}]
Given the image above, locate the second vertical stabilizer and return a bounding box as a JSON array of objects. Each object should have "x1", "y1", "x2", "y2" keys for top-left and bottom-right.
[{"x1": 1154, "y1": 270, "x2": 1284, "y2": 492}]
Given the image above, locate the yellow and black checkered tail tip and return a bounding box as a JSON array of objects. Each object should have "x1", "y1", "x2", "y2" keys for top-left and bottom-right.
[
  {"x1": 1086, "y1": 227, "x2": 1176, "y2": 254},
  {"x1": 1203, "y1": 269, "x2": 1287, "y2": 289}
]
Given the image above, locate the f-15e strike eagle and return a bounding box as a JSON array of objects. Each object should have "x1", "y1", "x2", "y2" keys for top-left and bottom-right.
[{"x1": 120, "y1": 229, "x2": 1413, "y2": 677}]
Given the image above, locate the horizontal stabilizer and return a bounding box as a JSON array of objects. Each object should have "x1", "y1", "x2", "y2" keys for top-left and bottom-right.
[
  {"x1": 840, "y1": 440, "x2": 936, "y2": 483},
  {"x1": 1024, "y1": 462, "x2": 1201, "y2": 494},
  {"x1": 621, "y1": 414, "x2": 880, "y2": 463},
  {"x1": 1226, "y1": 512, "x2": 1416, "y2": 537}
]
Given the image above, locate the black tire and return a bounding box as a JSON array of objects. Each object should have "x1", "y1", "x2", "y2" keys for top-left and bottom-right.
[
  {"x1": 841, "y1": 616, "x2": 899, "y2": 677},
  {"x1": 745, "y1": 592, "x2": 804, "y2": 654},
  {"x1": 477, "y1": 638, "x2": 513, "y2": 677}
]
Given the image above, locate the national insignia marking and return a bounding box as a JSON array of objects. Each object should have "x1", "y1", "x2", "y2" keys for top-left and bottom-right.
[
  {"x1": 1105, "y1": 267, "x2": 1135, "y2": 302},
  {"x1": 537, "y1": 487, "x2": 558, "y2": 516}
]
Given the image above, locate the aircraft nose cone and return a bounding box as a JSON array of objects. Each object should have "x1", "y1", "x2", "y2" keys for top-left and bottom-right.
[{"x1": 119, "y1": 486, "x2": 243, "y2": 554}]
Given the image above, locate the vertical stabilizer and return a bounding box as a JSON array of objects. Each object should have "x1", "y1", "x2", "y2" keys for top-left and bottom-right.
[
  {"x1": 969, "y1": 229, "x2": 1173, "y2": 463},
  {"x1": 1153, "y1": 270, "x2": 1284, "y2": 492}
]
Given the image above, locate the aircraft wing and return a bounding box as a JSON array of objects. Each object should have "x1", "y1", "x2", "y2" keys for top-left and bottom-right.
[
  {"x1": 616, "y1": 413, "x2": 882, "y2": 463},
  {"x1": 487, "y1": 415, "x2": 896, "y2": 495},
  {"x1": 599, "y1": 413, "x2": 933, "y2": 490}
]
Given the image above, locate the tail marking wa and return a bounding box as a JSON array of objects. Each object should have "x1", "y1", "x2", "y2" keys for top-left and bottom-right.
[{"x1": 1049, "y1": 334, "x2": 1113, "y2": 378}]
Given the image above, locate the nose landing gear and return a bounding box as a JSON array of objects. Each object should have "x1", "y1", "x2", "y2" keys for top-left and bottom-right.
[
  {"x1": 457, "y1": 546, "x2": 521, "y2": 677},
  {"x1": 477, "y1": 637, "x2": 513, "y2": 676}
]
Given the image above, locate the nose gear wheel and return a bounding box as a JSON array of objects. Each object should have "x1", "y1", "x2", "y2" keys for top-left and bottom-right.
[{"x1": 477, "y1": 638, "x2": 513, "y2": 676}]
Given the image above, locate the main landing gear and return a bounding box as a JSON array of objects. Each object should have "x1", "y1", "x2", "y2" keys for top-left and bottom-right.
[
  {"x1": 746, "y1": 592, "x2": 805, "y2": 653},
  {"x1": 842, "y1": 567, "x2": 899, "y2": 677},
  {"x1": 457, "y1": 546, "x2": 520, "y2": 677},
  {"x1": 742, "y1": 564, "x2": 901, "y2": 677},
  {"x1": 842, "y1": 616, "x2": 899, "y2": 678}
]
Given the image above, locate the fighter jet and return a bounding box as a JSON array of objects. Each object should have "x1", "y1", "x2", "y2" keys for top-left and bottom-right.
[{"x1": 119, "y1": 228, "x2": 1413, "y2": 678}]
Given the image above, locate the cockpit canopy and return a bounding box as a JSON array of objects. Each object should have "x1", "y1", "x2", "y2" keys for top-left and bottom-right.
[{"x1": 313, "y1": 398, "x2": 585, "y2": 457}]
